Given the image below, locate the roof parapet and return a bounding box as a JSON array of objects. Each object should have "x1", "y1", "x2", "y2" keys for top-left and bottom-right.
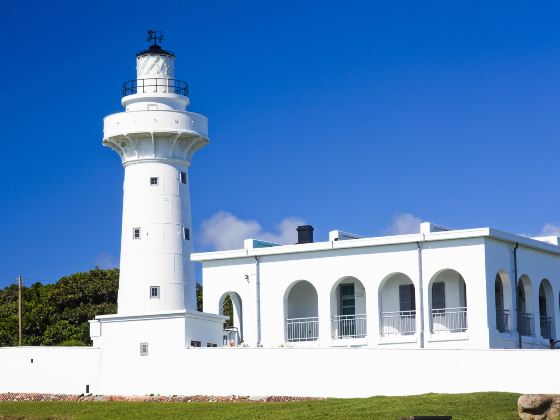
[
  {"x1": 329, "y1": 230, "x2": 365, "y2": 241},
  {"x1": 420, "y1": 222, "x2": 451, "y2": 235}
]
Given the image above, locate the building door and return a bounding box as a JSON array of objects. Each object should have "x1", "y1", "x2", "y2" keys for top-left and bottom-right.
[
  {"x1": 339, "y1": 283, "x2": 356, "y2": 336},
  {"x1": 340, "y1": 283, "x2": 355, "y2": 315}
]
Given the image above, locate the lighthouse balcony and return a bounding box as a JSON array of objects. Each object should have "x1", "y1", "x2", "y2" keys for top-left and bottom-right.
[
  {"x1": 103, "y1": 109, "x2": 208, "y2": 139},
  {"x1": 123, "y1": 78, "x2": 189, "y2": 97}
]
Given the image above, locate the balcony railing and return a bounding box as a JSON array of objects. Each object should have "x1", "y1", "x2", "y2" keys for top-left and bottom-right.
[
  {"x1": 285, "y1": 317, "x2": 319, "y2": 342},
  {"x1": 496, "y1": 309, "x2": 510, "y2": 332},
  {"x1": 540, "y1": 316, "x2": 552, "y2": 339},
  {"x1": 430, "y1": 307, "x2": 468, "y2": 333},
  {"x1": 223, "y1": 327, "x2": 240, "y2": 346},
  {"x1": 380, "y1": 310, "x2": 416, "y2": 336},
  {"x1": 122, "y1": 78, "x2": 189, "y2": 97},
  {"x1": 332, "y1": 314, "x2": 367, "y2": 339},
  {"x1": 517, "y1": 312, "x2": 533, "y2": 336}
]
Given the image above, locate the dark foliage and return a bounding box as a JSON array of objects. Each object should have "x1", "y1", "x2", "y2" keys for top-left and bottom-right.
[
  {"x1": 0, "y1": 268, "x2": 118, "y2": 346},
  {"x1": 0, "y1": 268, "x2": 206, "y2": 347}
]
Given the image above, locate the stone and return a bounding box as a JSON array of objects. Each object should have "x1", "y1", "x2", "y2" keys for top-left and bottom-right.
[{"x1": 518, "y1": 394, "x2": 560, "y2": 420}]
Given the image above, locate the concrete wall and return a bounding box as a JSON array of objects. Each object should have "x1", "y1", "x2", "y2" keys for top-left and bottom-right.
[
  {"x1": 0, "y1": 347, "x2": 100, "y2": 395},
  {"x1": 1, "y1": 346, "x2": 558, "y2": 398}
]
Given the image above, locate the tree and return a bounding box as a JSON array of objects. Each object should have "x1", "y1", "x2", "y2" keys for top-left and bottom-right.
[
  {"x1": 0, "y1": 268, "x2": 119, "y2": 346},
  {"x1": 196, "y1": 282, "x2": 203, "y2": 312}
]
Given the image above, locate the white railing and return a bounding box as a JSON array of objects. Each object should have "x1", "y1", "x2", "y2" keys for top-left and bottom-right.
[
  {"x1": 223, "y1": 327, "x2": 240, "y2": 346},
  {"x1": 380, "y1": 310, "x2": 416, "y2": 336},
  {"x1": 332, "y1": 314, "x2": 367, "y2": 339},
  {"x1": 430, "y1": 307, "x2": 468, "y2": 333},
  {"x1": 496, "y1": 309, "x2": 510, "y2": 332},
  {"x1": 517, "y1": 312, "x2": 533, "y2": 336},
  {"x1": 540, "y1": 316, "x2": 552, "y2": 339},
  {"x1": 285, "y1": 317, "x2": 319, "y2": 342}
]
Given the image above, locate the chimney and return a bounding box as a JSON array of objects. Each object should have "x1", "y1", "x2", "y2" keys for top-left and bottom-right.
[{"x1": 297, "y1": 225, "x2": 314, "y2": 244}]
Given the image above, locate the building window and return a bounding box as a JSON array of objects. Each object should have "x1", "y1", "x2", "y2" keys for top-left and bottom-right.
[
  {"x1": 180, "y1": 171, "x2": 187, "y2": 184},
  {"x1": 140, "y1": 342, "x2": 149, "y2": 356},
  {"x1": 190, "y1": 340, "x2": 201, "y2": 347},
  {"x1": 150, "y1": 286, "x2": 160, "y2": 299},
  {"x1": 432, "y1": 282, "x2": 446, "y2": 309},
  {"x1": 183, "y1": 227, "x2": 190, "y2": 240},
  {"x1": 399, "y1": 284, "x2": 416, "y2": 312},
  {"x1": 150, "y1": 177, "x2": 159, "y2": 186},
  {"x1": 207, "y1": 343, "x2": 217, "y2": 347},
  {"x1": 133, "y1": 227, "x2": 141, "y2": 239}
]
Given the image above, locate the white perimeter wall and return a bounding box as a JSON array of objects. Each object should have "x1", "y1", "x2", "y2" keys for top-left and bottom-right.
[
  {"x1": 0, "y1": 347, "x2": 100, "y2": 395},
  {"x1": 1, "y1": 346, "x2": 558, "y2": 398}
]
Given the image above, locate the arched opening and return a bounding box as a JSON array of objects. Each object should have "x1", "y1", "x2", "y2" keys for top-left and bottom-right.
[
  {"x1": 379, "y1": 273, "x2": 416, "y2": 336},
  {"x1": 517, "y1": 275, "x2": 533, "y2": 336},
  {"x1": 284, "y1": 280, "x2": 319, "y2": 342},
  {"x1": 330, "y1": 277, "x2": 367, "y2": 339},
  {"x1": 429, "y1": 269, "x2": 467, "y2": 333},
  {"x1": 495, "y1": 272, "x2": 512, "y2": 332},
  {"x1": 539, "y1": 279, "x2": 554, "y2": 339},
  {"x1": 219, "y1": 292, "x2": 243, "y2": 345}
]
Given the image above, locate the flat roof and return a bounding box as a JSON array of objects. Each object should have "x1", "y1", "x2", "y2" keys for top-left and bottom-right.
[{"x1": 191, "y1": 227, "x2": 560, "y2": 262}]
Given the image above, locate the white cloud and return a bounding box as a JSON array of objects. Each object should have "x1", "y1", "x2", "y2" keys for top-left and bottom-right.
[
  {"x1": 93, "y1": 251, "x2": 119, "y2": 269},
  {"x1": 539, "y1": 223, "x2": 560, "y2": 236},
  {"x1": 383, "y1": 213, "x2": 423, "y2": 235},
  {"x1": 199, "y1": 211, "x2": 305, "y2": 251}
]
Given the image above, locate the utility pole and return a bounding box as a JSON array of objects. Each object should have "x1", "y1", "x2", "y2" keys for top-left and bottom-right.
[{"x1": 17, "y1": 275, "x2": 22, "y2": 346}]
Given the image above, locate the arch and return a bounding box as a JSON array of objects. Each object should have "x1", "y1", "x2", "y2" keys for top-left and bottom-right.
[
  {"x1": 539, "y1": 279, "x2": 555, "y2": 339},
  {"x1": 429, "y1": 269, "x2": 467, "y2": 333},
  {"x1": 329, "y1": 276, "x2": 367, "y2": 339},
  {"x1": 284, "y1": 280, "x2": 319, "y2": 342},
  {"x1": 219, "y1": 291, "x2": 243, "y2": 345},
  {"x1": 379, "y1": 272, "x2": 416, "y2": 336},
  {"x1": 495, "y1": 271, "x2": 512, "y2": 332},
  {"x1": 517, "y1": 275, "x2": 533, "y2": 336}
]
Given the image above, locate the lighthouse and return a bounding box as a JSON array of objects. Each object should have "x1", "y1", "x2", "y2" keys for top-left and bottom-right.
[{"x1": 103, "y1": 32, "x2": 208, "y2": 315}]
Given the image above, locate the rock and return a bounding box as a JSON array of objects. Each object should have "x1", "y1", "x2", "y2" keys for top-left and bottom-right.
[{"x1": 518, "y1": 394, "x2": 560, "y2": 420}]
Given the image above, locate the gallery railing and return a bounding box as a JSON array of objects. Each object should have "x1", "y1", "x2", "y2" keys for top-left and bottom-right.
[
  {"x1": 380, "y1": 310, "x2": 416, "y2": 336},
  {"x1": 285, "y1": 317, "x2": 319, "y2": 342},
  {"x1": 540, "y1": 316, "x2": 552, "y2": 339},
  {"x1": 496, "y1": 309, "x2": 510, "y2": 332},
  {"x1": 332, "y1": 314, "x2": 367, "y2": 339},
  {"x1": 430, "y1": 307, "x2": 468, "y2": 333},
  {"x1": 122, "y1": 78, "x2": 189, "y2": 96},
  {"x1": 517, "y1": 312, "x2": 533, "y2": 336}
]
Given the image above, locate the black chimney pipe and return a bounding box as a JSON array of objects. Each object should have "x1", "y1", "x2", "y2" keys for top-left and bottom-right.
[{"x1": 297, "y1": 225, "x2": 314, "y2": 244}]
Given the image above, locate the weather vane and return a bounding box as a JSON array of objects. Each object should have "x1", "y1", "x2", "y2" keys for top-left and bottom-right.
[{"x1": 147, "y1": 30, "x2": 164, "y2": 46}]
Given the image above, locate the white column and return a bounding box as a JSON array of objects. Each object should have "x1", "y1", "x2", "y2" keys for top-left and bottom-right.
[{"x1": 317, "y1": 286, "x2": 332, "y2": 346}]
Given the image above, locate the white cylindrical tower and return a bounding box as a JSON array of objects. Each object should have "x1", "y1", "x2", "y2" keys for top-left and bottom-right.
[{"x1": 103, "y1": 33, "x2": 208, "y2": 315}]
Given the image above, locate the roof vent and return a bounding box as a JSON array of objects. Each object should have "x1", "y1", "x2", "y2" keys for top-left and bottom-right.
[{"x1": 297, "y1": 225, "x2": 314, "y2": 244}]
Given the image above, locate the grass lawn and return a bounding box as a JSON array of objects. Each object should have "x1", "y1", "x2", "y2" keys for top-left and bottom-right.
[{"x1": 0, "y1": 392, "x2": 519, "y2": 420}]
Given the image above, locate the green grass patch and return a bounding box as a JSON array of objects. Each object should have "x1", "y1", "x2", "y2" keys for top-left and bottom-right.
[{"x1": 0, "y1": 392, "x2": 519, "y2": 420}]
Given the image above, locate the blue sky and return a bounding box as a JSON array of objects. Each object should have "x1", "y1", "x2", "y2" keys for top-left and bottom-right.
[{"x1": 2, "y1": 1, "x2": 560, "y2": 287}]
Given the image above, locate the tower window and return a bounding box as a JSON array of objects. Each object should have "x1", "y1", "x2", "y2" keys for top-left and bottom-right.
[
  {"x1": 183, "y1": 227, "x2": 190, "y2": 240},
  {"x1": 150, "y1": 177, "x2": 159, "y2": 186},
  {"x1": 133, "y1": 227, "x2": 141, "y2": 239},
  {"x1": 180, "y1": 172, "x2": 187, "y2": 184},
  {"x1": 140, "y1": 342, "x2": 149, "y2": 356},
  {"x1": 150, "y1": 286, "x2": 160, "y2": 299}
]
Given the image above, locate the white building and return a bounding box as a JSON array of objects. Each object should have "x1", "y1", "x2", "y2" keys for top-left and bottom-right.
[
  {"x1": 1, "y1": 34, "x2": 559, "y2": 398},
  {"x1": 195, "y1": 222, "x2": 560, "y2": 350}
]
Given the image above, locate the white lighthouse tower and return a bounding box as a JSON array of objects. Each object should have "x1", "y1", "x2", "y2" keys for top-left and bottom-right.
[{"x1": 103, "y1": 32, "x2": 208, "y2": 315}]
